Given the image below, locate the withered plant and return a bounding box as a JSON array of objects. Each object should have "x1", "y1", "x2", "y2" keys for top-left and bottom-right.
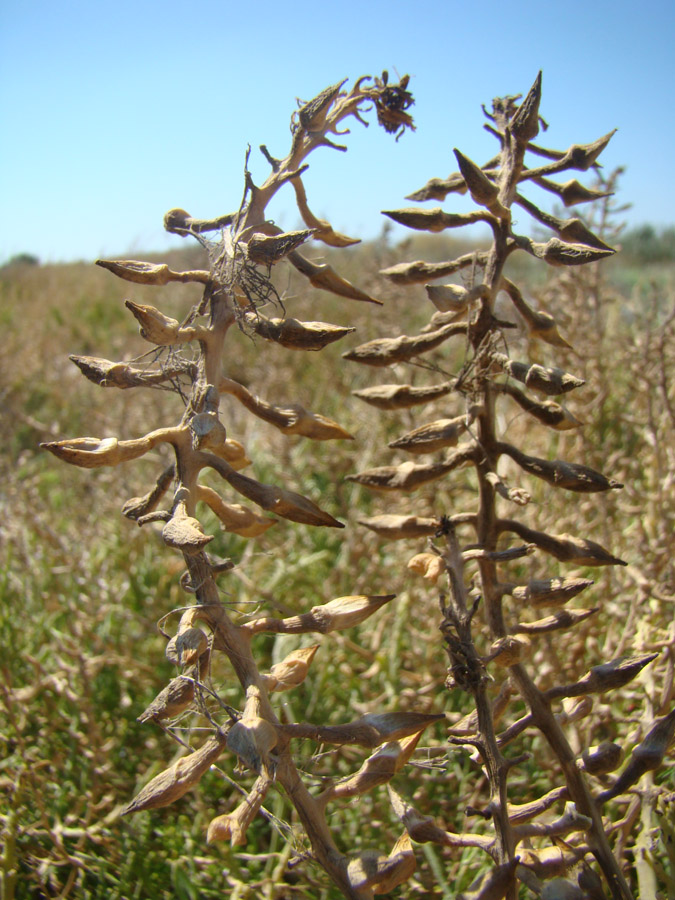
[
  {"x1": 346, "y1": 73, "x2": 674, "y2": 898},
  {"x1": 39, "y1": 74, "x2": 445, "y2": 900}
]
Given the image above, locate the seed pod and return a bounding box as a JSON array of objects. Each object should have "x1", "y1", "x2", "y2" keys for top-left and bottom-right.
[
  {"x1": 454, "y1": 148, "x2": 507, "y2": 217},
  {"x1": 494, "y1": 353, "x2": 584, "y2": 395},
  {"x1": 382, "y1": 207, "x2": 485, "y2": 233},
  {"x1": 508, "y1": 576, "x2": 594, "y2": 606},
  {"x1": 207, "y1": 774, "x2": 271, "y2": 846},
  {"x1": 513, "y1": 608, "x2": 598, "y2": 635},
  {"x1": 297, "y1": 79, "x2": 346, "y2": 131},
  {"x1": 500, "y1": 520, "x2": 627, "y2": 566},
  {"x1": 196, "y1": 485, "x2": 275, "y2": 537},
  {"x1": 219, "y1": 377, "x2": 352, "y2": 440},
  {"x1": 581, "y1": 741, "x2": 624, "y2": 776},
  {"x1": 122, "y1": 465, "x2": 175, "y2": 520},
  {"x1": 597, "y1": 707, "x2": 675, "y2": 803},
  {"x1": 227, "y1": 687, "x2": 278, "y2": 776},
  {"x1": 242, "y1": 594, "x2": 396, "y2": 636},
  {"x1": 425, "y1": 283, "x2": 471, "y2": 313},
  {"x1": 518, "y1": 845, "x2": 586, "y2": 878},
  {"x1": 125, "y1": 301, "x2": 184, "y2": 345},
  {"x1": 540, "y1": 879, "x2": 583, "y2": 900},
  {"x1": 390, "y1": 415, "x2": 468, "y2": 454},
  {"x1": 457, "y1": 858, "x2": 519, "y2": 900},
  {"x1": 535, "y1": 177, "x2": 613, "y2": 207},
  {"x1": 246, "y1": 229, "x2": 314, "y2": 265},
  {"x1": 41, "y1": 433, "x2": 161, "y2": 469},
  {"x1": 352, "y1": 381, "x2": 455, "y2": 410},
  {"x1": 70, "y1": 354, "x2": 194, "y2": 390},
  {"x1": 500, "y1": 443, "x2": 622, "y2": 493},
  {"x1": 290, "y1": 174, "x2": 360, "y2": 247},
  {"x1": 318, "y1": 733, "x2": 422, "y2": 804},
  {"x1": 497, "y1": 382, "x2": 583, "y2": 430},
  {"x1": 356, "y1": 514, "x2": 442, "y2": 540},
  {"x1": 343, "y1": 321, "x2": 466, "y2": 367},
  {"x1": 165, "y1": 627, "x2": 209, "y2": 667},
  {"x1": 527, "y1": 237, "x2": 615, "y2": 267},
  {"x1": 96, "y1": 258, "x2": 209, "y2": 285},
  {"x1": 162, "y1": 512, "x2": 214, "y2": 555},
  {"x1": 137, "y1": 669, "x2": 198, "y2": 723},
  {"x1": 501, "y1": 279, "x2": 571, "y2": 348},
  {"x1": 346, "y1": 833, "x2": 416, "y2": 895},
  {"x1": 260, "y1": 645, "x2": 319, "y2": 693},
  {"x1": 243, "y1": 313, "x2": 355, "y2": 350},
  {"x1": 380, "y1": 251, "x2": 486, "y2": 285},
  {"x1": 348, "y1": 446, "x2": 474, "y2": 492},
  {"x1": 546, "y1": 653, "x2": 658, "y2": 700},
  {"x1": 407, "y1": 552, "x2": 445, "y2": 584},
  {"x1": 281, "y1": 712, "x2": 445, "y2": 748},
  {"x1": 122, "y1": 731, "x2": 227, "y2": 814},
  {"x1": 288, "y1": 250, "x2": 380, "y2": 304},
  {"x1": 405, "y1": 171, "x2": 468, "y2": 203},
  {"x1": 210, "y1": 460, "x2": 344, "y2": 527},
  {"x1": 189, "y1": 412, "x2": 227, "y2": 452},
  {"x1": 486, "y1": 635, "x2": 531, "y2": 667},
  {"x1": 510, "y1": 71, "x2": 542, "y2": 144}
]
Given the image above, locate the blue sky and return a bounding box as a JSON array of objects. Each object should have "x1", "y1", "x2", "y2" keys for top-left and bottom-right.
[{"x1": 1, "y1": 0, "x2": 673, "y2": 264}]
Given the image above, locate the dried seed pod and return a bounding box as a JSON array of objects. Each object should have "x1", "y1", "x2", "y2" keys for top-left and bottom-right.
[
  {"x1": 352, "y1": 380, "x2": 455, "y2": 410},
  {"x1": 165, "y1": 627, "x2": 208, "y2": 667},
  {"x1": 501, "y1": 279, "x2": 572, "y2": 348},
  {"x1": 380, "y1": 251, "x2": 486, "y2": 285},
  {"x1": 207, "y1": 775, "x2": 271, "y2": 846},
  {"x1": 70, "y1": 354, "x2": 195, "y2": 390},
  {"x1": 137, "y1": 669, "x2": 198, "y2": 723},
  {"x1": 500, "y1": 442, "x2": 622, "y2": 492},
  {"x1": 122, "y1": 731, "x2": 227, "y2": 814},
  {"x1": 280, "y1": 712, "x2": 444, "y2": 748},
  {"x1": 500, "y1": 520, "x2": 627, "y2": 566},
  {"x1": 497, "y1": 382, "x2": 583, "y2": 430},
  {"x1": 524, "y1": 237, "x2": 614, "y2": 267},
  {"x1": 290, "y1": 174, "x2": 360, "y2": 247},
  {"x1": 454, "y1": 148, "x2": 507, "y2": 217},
  {"x1": 96, "y1": 258, "x2": 209, "y2": 285},
  {"x1": 546, "y1": 653, "x2": 658, "y2": 700},
  {"x1": 242, "y1": 594, "x2": 396, "y2": 636},
  {"x1": 243, "y1": 313, "x2": 355, "y2": 350},
  {"x1": 246, "y1": 228, "x2": 314, "y2": 264},
  {"x1": 162, "y1": 511, "x2": 213, "y2": 555},
  {"x1": 343, "y1": 321, "x2": 466, "y2": 367},
  {"x1": 41, "y1": 433, "x2": 164, "y2": 469},
  {"x1": 535, "y1": 177, "x2": 613, "y2": 207},
  {"x1": 518, "y1": 845, "x2": 586, "y2": 878},
  {"x1": 383, "y1": 207, "x2": 486, "y2": 233},
  {"x1": 348, "y1": 446, "x2": 474, "y2": 492},
  {"x1": 457, "y1": 858, "x2": 519, "y2": 900},
  {"x1": 494, "y1": 353, "x2": 584, "y2": 395},
  {"x1": 125, "y1": 301, "x2": 185, "y2": 345},
  {"x1": 425, "y1": 282, "x2": 471, "y2": 313},
  {"x1": 260, "y1": 645, "x2": 319, "y2": 693},
  {"x1": 389, "y1": 415, "x2": 469, "y2": 454},
  {"x1": 581, "y1": 741, "x2": 624, "y2": 776},
  {"x1": 346, "y1": 833, "x2": 416, "y2": 895},
  {"x1": 405, "y1": 170, "x2": 469, "y2": 203},
  {"x1": 513, "y1": 608, "x2": 598, "y2": 635},
  {"x1": 288, "y1": 250, "x2": 380, "y2": 304},
  {"x1": 510, "y1": 71, "x2": 542, "y2": 144},
  {"x1": 559, "y1": 696, "x2": 593, "y2": 725},
  {"x1": 208, "y1": 460, "x2": 344, "y2": 527},
  {"x1": 356, "y1": 514, "x2": 442, "y2": 540},
  {"x1": 508, "y1": 576, "x2": 594, "y2": 606},
  {"x1": 219, "y1": 377, "x2": 352, "y2": 440},
  {"x1": 540, "y1": 879, "x2": 583, "y2": 900},
  {"x1": 486, "y1": 635, "x2": 531, "y2": 667},
  {"x1": 597, "y1": 706, "x2": 675, "y2": 803},
  {"x1": 196, "y1": 485, "x2": 275, "y2": 537},
  {"x1": 226, "y1": 687, "x2": 278, "y2": 776},
  {"x1": 318, "y1": 733, "x2": 422, "y2": 804},
  {"x1": 407, "y1": 552, "x2": 445, "y2": 584},
  {"x1": 122, "y1": 466, "x2": 175, "y2": 520}
]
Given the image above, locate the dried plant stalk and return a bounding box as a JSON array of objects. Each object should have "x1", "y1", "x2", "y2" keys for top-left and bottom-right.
[
  {"x1": 42, "y1": 73, "x2": 420, "y2": 900},
  {"x1": 347, "y1": 73, "x2": 668, "y2": 899}
]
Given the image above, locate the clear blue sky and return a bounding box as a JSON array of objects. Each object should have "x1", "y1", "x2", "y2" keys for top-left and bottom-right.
[{"x1": 1, "y1": 0, "x2": 673, "y2": 265}]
